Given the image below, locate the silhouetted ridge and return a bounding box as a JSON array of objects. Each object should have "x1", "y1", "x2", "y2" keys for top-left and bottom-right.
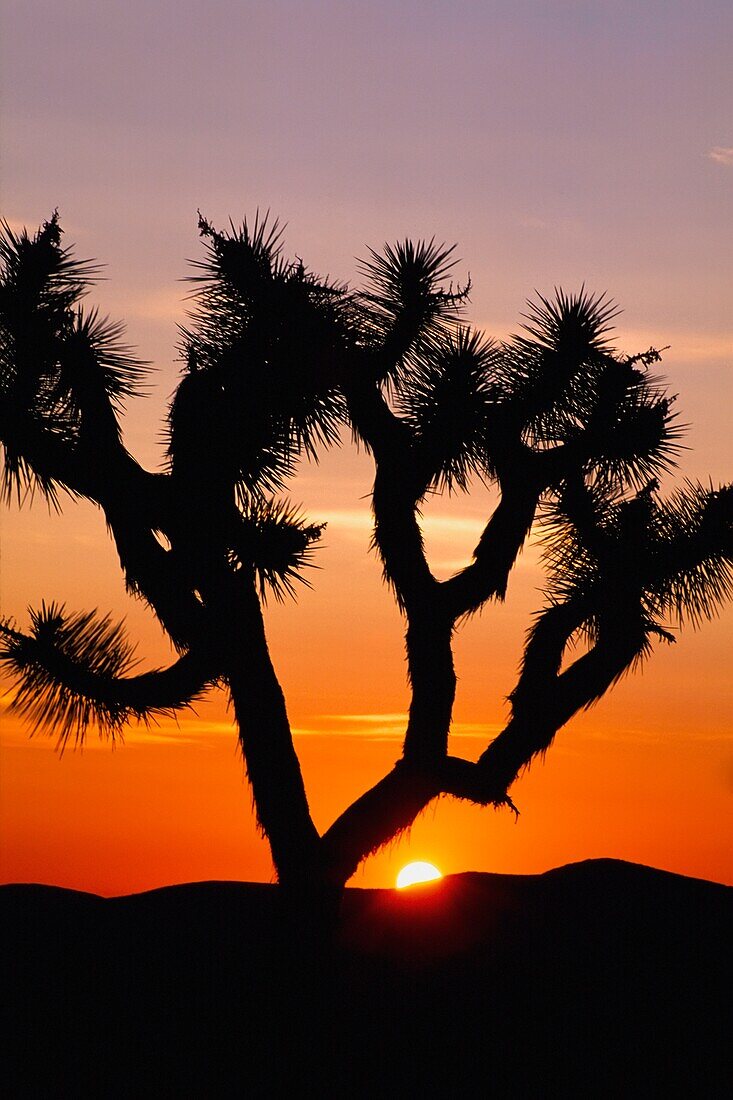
[{"x1": 3, "y1": 861, "x2": 729, "y2": 1096}]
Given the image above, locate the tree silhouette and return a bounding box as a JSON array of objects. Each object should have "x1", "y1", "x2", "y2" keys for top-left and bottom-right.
[{"x1": 1, "y1": 213, "x2": 731, "y2": 907}]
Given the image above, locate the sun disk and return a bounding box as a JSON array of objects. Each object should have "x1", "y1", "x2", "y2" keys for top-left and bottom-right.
[{"x1": 395, "y1": 861, "x2": 443, "y2": 889}]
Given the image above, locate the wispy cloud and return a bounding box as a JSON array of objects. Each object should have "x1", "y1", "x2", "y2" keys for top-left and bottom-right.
[
  {"x1": 125, "y1": 287, "x2": 188, "y2": 322},
  {"x1": 294, "y1": 713, "x2": 503, "y2": 743},
  {"x1": 115, "y1": 726, "x2": 210, "y2": 747},
  {"x1": 318, "y1": 509, "x2": 543, "y2": 565},
  {"x1": 294, "y1": 713, "x2": 406, "y2": 740},
  {"x1": 322, "y1": 712, "x2": 407, "y2": 724},
  {"x1": 0, "y1": 213, "x2": 85, "y2": 238},
  {"x1": 577, "y1": 724, "x2": 733, "y2": 745},
  {"x1": 450, "y1": 722, "x2": 504, "y2": 740},
  {"x1": 612, "y1": 328, "x2": 732, "y2": 363},
  {"x1": 708, "y1": 146, "x2": 733, "y2": 166},
  {"x1": 0, "y1": 707, "x2": 237, "y2": 751},
  {"x1": 320, "y1": 508, "x2": 487, "y2": 538}
]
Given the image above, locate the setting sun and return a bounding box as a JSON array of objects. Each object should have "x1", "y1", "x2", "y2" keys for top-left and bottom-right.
[{"x1": 395, "y1": 862, "x2": 443, "y2": 889}]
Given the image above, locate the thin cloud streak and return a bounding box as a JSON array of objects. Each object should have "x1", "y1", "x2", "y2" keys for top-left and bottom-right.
[
  {"x1": 612, "y1": 328, "x2": 733, "y2": 362},
  {"x1": 321, "y1": 712, "x2": 407, "y2": 724},
  {"x1": 0, "y1": 726, "x2": 203, "y2": 750},
  {"x1": 318, "y1": 508, "x2": 544, "y2": 572},
  {"x1": 708, "y1": 146, "x2": 733, "y2": 166},
  {"x1": 319, "y1": 509, "x2": 488, "y2": 537},
  {"x1": 295, "y1": 714, "x2": 504, "y2": 742}
]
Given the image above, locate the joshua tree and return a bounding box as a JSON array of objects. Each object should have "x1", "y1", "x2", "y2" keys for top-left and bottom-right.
[{"x1": 1, "y1": 213, "x2": 731, "y2": 908}]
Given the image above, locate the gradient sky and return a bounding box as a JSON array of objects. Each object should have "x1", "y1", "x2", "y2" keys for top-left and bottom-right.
[{"x1": 1, "y1": 0, "x2": 731, "y2": 892}]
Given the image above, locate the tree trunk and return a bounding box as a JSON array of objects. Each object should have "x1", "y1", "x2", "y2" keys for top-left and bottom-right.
[
  {"x1": 403, "y1": 608, "x2": 456, "y2": 764},
  {"x1": 222, "y1": 583, "x2": 321, "y2": 887}
]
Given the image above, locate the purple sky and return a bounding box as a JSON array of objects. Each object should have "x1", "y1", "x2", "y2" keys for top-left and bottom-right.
[{"x1": 2, "y1": 0, "x2": 731, "y2": 470}]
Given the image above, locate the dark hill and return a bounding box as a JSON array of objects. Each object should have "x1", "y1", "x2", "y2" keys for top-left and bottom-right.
[{"x1": 3, "y1": 860, "x2": 730, "y2": 1095}]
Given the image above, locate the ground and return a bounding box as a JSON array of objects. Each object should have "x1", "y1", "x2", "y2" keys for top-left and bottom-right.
[{"x1": 4, "y1": 859, "x2": 730, "y2": 1095}]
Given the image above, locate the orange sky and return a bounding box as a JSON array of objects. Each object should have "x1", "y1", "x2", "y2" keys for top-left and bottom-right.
[
  {"x1": 1, "y1": 1, "x2": 731, "y2": 891},
  {"x1": 2, "y1": 442, "x2": 731, "y2": 891}
]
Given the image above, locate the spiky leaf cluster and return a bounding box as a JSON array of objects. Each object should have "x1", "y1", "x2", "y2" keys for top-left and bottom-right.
[
  {"x1": 361, "y1": 283, "x2": 681, "y2": 508},
  {"x1": 0, "y1": 215, "x2": 147, "y2": 503},
  {"x1": 484, "y1": 289, "x2": 616, "y2": 428},
  {"x1": 396, "y1": 327, "x2": 497, "y2": 491},
  {"x1": 0, "y1": 603, "x2": 140, "y2": 745},
  {"x1": 645, "y1": 482, "x2": 733, "y2": 627},
  {"x1": 168, "y1": 362, "x2": 301, "y2": 499},
  {"x1": 540, "y1": 479, "x2": 733, "y2": 646},
  {"x1": 173, "y1": 213, "x2": 353, "y2": 496},
  {"x1": 357, "y1": 238, "x2": 470, "y2": 379},
  {"x1": 484, "y1": 290, "x2": 678, "y2": 486},
  {"x1": 229, "y1": 499, "x2": 325, "y2": 602},
  {"x1": 579, "y1": 371, "x2": 680, "y2": 488}
]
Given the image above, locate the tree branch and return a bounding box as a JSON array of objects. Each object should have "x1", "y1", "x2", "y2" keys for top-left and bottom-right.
[
  {"x1": 345, "y1": 367, "x2": 436, "y2": 609},
  {"x1": 0, "y1": 617, "x2": 216, "y2": 746},
  {"x1": 477, "y1": 594, "x2": 647, "y2": 791},
  {"x1": 321, "y1": 762, "x2": 441, "y2": 885},
  {"x1": 441, "y1": 477, "x2": 539, "y2": 618}
]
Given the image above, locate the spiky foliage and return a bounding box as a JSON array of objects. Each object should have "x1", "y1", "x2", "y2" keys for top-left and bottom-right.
[
  {"x1": 0, "y1": 603, "x2": 214, "y2": 748},
  {"x1": 0, "y1": 603, "x2": 139, "y2": 746},
  {"x1": 229, "y1": 499, "x2": 325, "y2": 602},
  {"x1": 522, "y1": 286, "x2": 618, "y2": 349},
  {"x1": 357, "y1": 238, "x2": 470, "y2": 379},
  {"x1": 487, "y1": 290, "x2": 675, "y2": 473},
  {"x1": 168, "y1": 363, "x2": 300, "y2": 500},
  {"x1": 540, "y1": 478, "x2": 733, "y2": 652},
  {"x1": 172, "y1": 213, "x2": 352, "y2": 498},
  {"x1": 0, "y1": 212, "x2": 94, "y2": 319},
  {"x1": 644, "y1": 481, "x2": 733, "y2": 627},
  {"x1": 397, "y1": 326, "x2": 497, "y2": 491},
  {"x1": 0, "y1": 214, "x2": 147, "y2": 503},
  {"x1": 486, "y1": 288, "x2": 616, "y2": 428},
  {"x1": 579, "y1": 371, "x2": 681, "y2": 489},
  {"x1": 61, "y1": 307, "x2": 148, "y2": 412}
]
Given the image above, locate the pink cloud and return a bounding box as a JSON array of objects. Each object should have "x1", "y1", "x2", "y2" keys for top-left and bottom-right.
[{"x1": 708, "y1": 146, "x2": 733, "y2": 165}]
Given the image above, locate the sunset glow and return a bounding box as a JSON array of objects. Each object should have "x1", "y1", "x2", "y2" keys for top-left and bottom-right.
[
  {"x1": 396, "y1": 863, "x2": 443, "y2": 889},
  {"x1": 1, "y1": 2, "x2": 731, "y2": 896}
]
